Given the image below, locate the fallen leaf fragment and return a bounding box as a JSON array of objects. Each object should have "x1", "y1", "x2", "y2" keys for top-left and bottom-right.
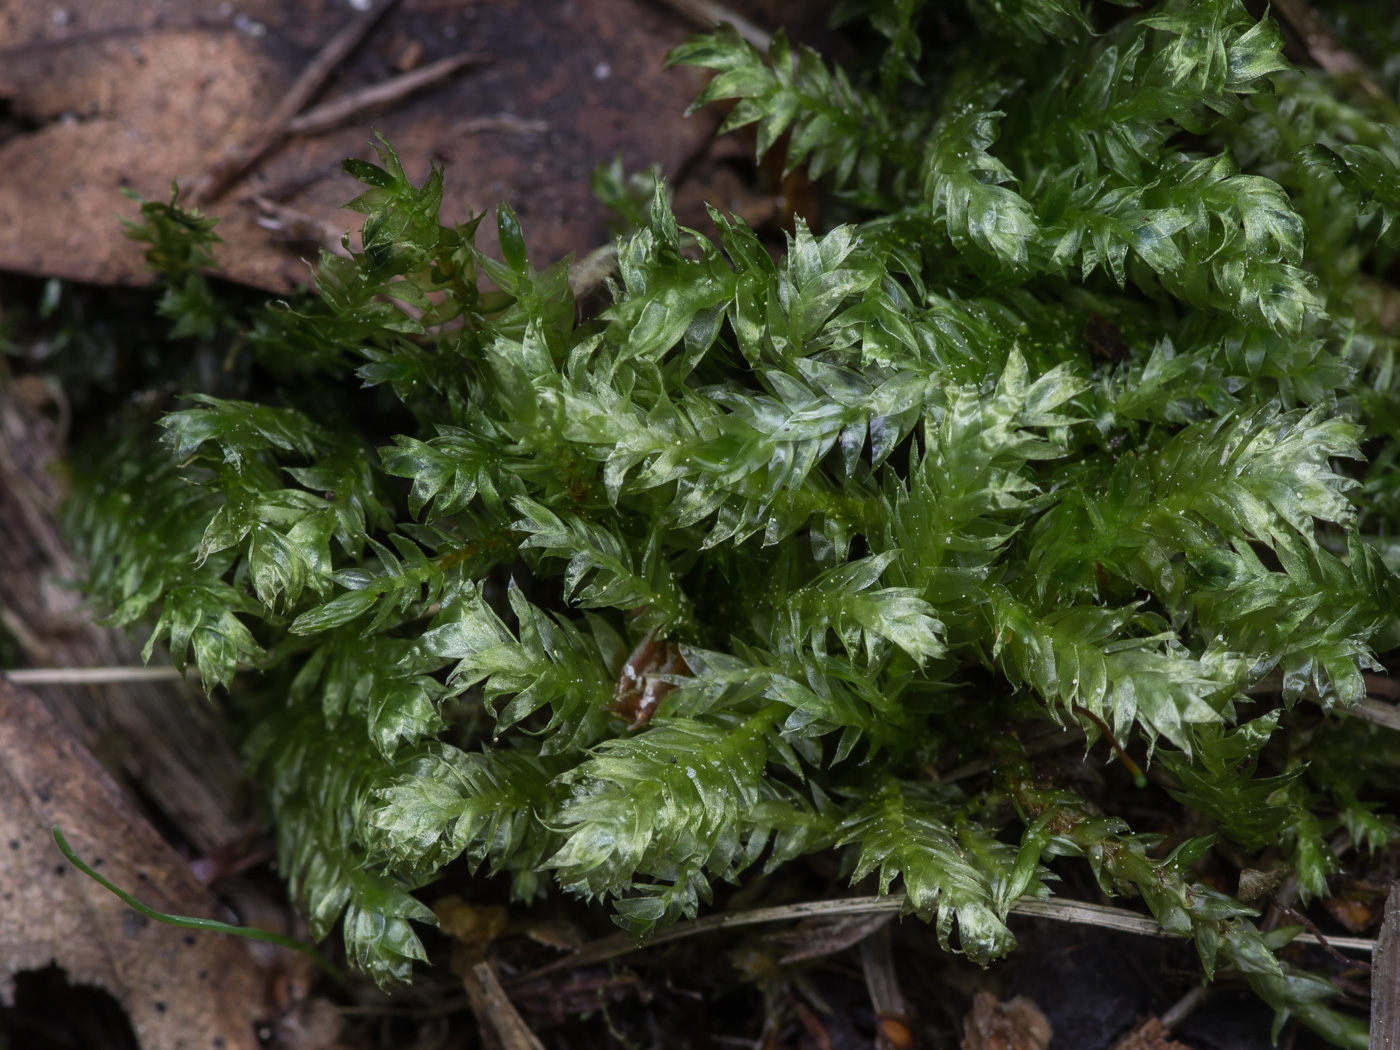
[
  {"x1": 0, "y1": 676, "x2": 265, "y2": 1050},
  {"x1": 769, "y1": 909, "x2": 893, "y2": 963},
  {"x1": 1322, "y1": 891, "x2": 1382, "y2": 934},
  {"x1": 1110, "y1": 1017, "x2": 1192, "y2": 1050},
  {"x1": 961, "y1": 992, "x2": 1052, "y2": 1050}
]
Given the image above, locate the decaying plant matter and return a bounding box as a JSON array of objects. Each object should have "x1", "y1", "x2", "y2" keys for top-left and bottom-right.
[{"x1": 60, "y1": 1, "x2": 1400, "y2": 1045}]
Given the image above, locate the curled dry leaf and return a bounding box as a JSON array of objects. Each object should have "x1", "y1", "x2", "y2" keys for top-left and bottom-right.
[
  {"x1": 0, "y1": 677, "x2": 266, "y2": 1050},
  {"x1": 961, "y1": 992, "x2": 1053, "y2": 1050}
]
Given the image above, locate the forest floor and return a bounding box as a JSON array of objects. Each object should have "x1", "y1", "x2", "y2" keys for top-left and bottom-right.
[{"x1": 0, "y1": 1, "x2": 1389, "y2": 1048}]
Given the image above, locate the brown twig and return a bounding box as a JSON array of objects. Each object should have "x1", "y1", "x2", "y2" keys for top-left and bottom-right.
[
  {"x1": 464, "y1": 960, "x2": 546, "y2": 1050},
  {"x1": 189, "y1": 0, "x2": 398, "y2": 204},
  {"x1": 861, "y1": 924, "x2": 911, "y2": 1050},
  {"x1": 286, "y1": 52, "x2": 491, "y2": 136},
  {"x1": 1274, "y1": 902, "x2": 1371, "y2": 971}
]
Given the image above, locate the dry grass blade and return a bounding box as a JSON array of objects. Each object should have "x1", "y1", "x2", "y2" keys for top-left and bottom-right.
[
  {"x1": 1373, "y1": 882, "x2": 1400, "y2": 1048},
  {"x1": 510, "y1": 894, "x2": 1376, "y2": 986},
  {"x1": 287, "y1": 52, "x2": 491, "y2": 136},
  {"x1": 1015, "y1": 897, "x2": 1374, "y2": 953},
  {"x1": 6, "y1": 666, "x2": 187, "y2": 685},
  {"x1": 190, "y1": 0, "x2": 398, "y2": 203}
]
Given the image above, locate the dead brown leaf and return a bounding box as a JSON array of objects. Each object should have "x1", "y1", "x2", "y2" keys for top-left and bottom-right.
[
  {"x1": 0, "y1": 676, "x2": 267, "y2": 1050},
  {"x1": 960, "y1": 992, "x2": 1053, "y2": 1050},
  {"x1": 1109, "y1": 1017, "x2": 1192, "y2": 1050},
  {"x1": 768, "y1": 910, "x2": 893, "y2": 964},
  {"x1": 0, "y1": 0, "x2": 718, "y2": 291},
  {"x1": 1323, "y1": 893, "x2": 1383, "y2": 934}
]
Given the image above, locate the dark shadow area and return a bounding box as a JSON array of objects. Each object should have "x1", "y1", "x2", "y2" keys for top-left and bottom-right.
[{"x1": 0, "y1": 965, "x2": 139, "y2": 1050}]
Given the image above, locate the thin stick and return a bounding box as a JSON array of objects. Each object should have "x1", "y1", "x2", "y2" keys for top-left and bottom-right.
[
  {"x1": 1274, "y1": 901, "x2": 1369, "y2": 971},
  {"x1": 51, "y1": 826, "x2": 339, "y2": 978},
  {"x1": 1159, "y1": 985, "x2": 1209, "y2": 1032},
  {"x1": 654, "y1": 0, "x2": 772, "y2": 51},
  {"x1": 190, "y1": 0, "x2": 398, "y2": 203},
  {"x1": 287, "y1": 52, "x2": 491, "y2": 136},
  {"x1": 7, "y1": 666, "x2": 187, "y2": 685},
  {"x1": 861, "y1": 923, "x2": 909, "y2": 1050},
  {"x1": 508, "y1": 895, "x2": 1374, "y2": 985},
  {"x1": 465, "y1": 961, "x2": 546, "y2": 1050}
]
